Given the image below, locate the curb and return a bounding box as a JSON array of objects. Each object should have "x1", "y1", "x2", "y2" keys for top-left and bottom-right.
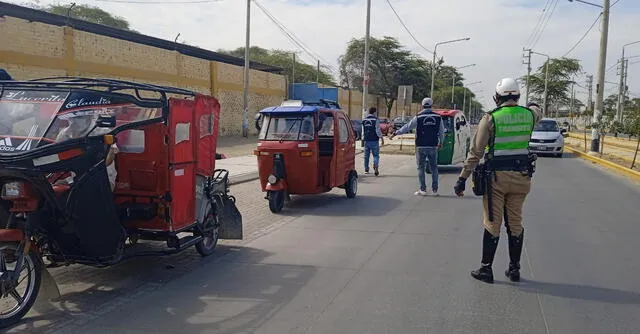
[
  {"x1": 565, "y1": 146, "x2": 640, "y2": 181},
  {"x1": 228, "y1": 148, "x2": 367, "y2": 185}
]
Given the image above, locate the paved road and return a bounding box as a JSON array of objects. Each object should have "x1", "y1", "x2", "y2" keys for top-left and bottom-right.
[{"x1": 10, "y1": 153, "x2": 640, "y2": 333}]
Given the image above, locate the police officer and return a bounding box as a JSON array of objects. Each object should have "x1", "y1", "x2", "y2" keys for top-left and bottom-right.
[
  {"x1": 389, "y1": 97, "x2": 444, "y2": 196},
  {"x1": 362, "y1": 107, "x2": 384, "y2": 176},
  {"x1": 454, "y1": 78, "x2": 542, "y2": 283}
]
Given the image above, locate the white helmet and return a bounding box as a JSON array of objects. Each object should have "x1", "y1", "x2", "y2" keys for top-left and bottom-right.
[
  {"x1": 421, "y1": 97, "x2": 433, "y2": 107},
  {"x1": 495, "y1": 78, "x2": 520, "y2": 97}
]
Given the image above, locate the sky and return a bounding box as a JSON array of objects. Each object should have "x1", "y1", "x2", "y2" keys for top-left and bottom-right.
[{"x1": 11, "y1": 0, "x2": 640, "y2": 109}]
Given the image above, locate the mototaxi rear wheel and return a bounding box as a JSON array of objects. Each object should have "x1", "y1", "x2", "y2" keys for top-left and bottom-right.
[
  {"x1": 0, "y1": 243, "x2": 42, "y2": 329},
  {"x1": 268, "y1": 190, "x2": 285, "y2": 213},
  {"x1": 345, "y1": 171, "x2": 358, "y2": 198},
  {"x1": 195, "y1": 208, "x2": 219, "y2": 257}
]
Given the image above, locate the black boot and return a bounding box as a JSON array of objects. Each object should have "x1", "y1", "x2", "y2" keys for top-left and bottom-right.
[
  {"x1": 505, "y1": 231, "x2": 524, "y2": 282},
  {"x1": 471, "y1": 229, "x2": 500, "y2": 284}
]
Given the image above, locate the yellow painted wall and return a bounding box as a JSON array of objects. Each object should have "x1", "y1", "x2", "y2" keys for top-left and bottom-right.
[{"x1": 1, "y1": 15, "x2": 394, "y2": 135}]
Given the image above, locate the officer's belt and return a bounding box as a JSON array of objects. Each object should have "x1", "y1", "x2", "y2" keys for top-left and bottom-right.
[{"x1": 487, "y1": 155, "x2": 531, "y2": 172}]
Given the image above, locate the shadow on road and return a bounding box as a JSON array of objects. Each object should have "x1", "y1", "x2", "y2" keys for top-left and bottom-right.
[
  {"x1": 91, "y1": 246, "x2": 315, "y2": 334},
  {"x1": 6, "y1": 245, "x2": 267, "y2": 333},
  {"x1": 502, "y1": 279, "x2": 640, "y2": 305}
]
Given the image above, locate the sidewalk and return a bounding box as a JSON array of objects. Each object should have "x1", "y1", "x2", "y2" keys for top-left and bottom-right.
[{"x1": 564, "y1": 136, "x2": 640, "y2": 172}]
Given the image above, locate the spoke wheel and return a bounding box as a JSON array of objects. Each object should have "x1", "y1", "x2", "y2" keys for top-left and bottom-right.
[
  {"x1": 0, "y1": 243, "x2": 42, "y2": 329},
  {"x1": 195, "y1": 209, "x2": 219, "y2": 257}
]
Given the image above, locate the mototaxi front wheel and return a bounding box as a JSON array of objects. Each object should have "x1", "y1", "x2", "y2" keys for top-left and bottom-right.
[
  {"x1": 268, "y1": 190, "x2": 285, "y2": 213},
  {"x1": 0, "y1": 243, "x2": 42, "y2": 329},
  {"x1": 195, "y1": 209, "x2": 219, "y2": 257}
]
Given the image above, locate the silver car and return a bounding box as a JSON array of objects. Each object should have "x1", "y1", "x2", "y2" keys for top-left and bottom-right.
[{"x1": 529, "y1": 118, "x2": 566, "y2": 157}]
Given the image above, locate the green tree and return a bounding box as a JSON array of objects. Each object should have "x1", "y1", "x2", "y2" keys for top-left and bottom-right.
[
  {"x1": 23, "y1": 2, "x2": 134, "y2": 31},
  {"x1": 220, "y1": 47, "x2": 336, "y2": 87},
  {"x1": 339, "y1": 36, "x2": 433, "y2": 116},
  {"x1": 522, "y1": 58, "x2": 582, "y2": 114}
]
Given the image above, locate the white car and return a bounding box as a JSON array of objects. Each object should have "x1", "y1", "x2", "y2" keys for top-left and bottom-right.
[{"x1": 529, "y1": 118, "x2": 566, "y2": 157}]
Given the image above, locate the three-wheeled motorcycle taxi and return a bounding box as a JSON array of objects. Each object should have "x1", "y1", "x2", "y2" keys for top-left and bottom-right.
[
  {"x1": 0, "y1": 77, "x2": 242, "y2": 327},
  {"x1": 254, "y1": 100, "x2": 358, "y2": 213}
]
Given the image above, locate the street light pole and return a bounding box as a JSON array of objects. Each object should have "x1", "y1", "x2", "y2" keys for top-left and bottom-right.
[
  {"x1": 451, "y1": 63, "x2": 476, "y2": 107},
  {"x1": 532, "y1": 51, "x2": 550, "y2": 117},
  {"x1": 242, "y1": 0, "x2": 251, "y2": 138},
  {"x1": 463, "y1": 81, "x2": 482, "y2": 114},
  {"x1": 429, "y1": 37, "x2": 471, "y2": 98},
  {"x1": 362, "y1": 0, "x2": 372, "y2": 119}
]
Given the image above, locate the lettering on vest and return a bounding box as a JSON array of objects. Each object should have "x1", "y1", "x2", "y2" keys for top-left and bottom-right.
[
  {"x1": 415, "y1": 110, "x2": 441, "y2": 147},
  {"x1": 489, "y1": 106, "x2": 534, "y2": 157},
  {"x1": 363, "y1": 116, "x2": 379, "y2": 141}
]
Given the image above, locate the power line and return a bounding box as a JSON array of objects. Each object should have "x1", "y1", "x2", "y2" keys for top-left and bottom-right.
[
  {"x1": 252, "y1": 0, "x2": 340, "y2": 76},
  {"x1": 563, "y1": 13, "x2": 602, "y2": 57},
  {"x1": 525, "y1": 0, "x2": 553, "y2": 47},
  {"x1": 383, "y1": 0, "x2": 432, "y2": 55},
  {"x1": 530, "y1": 0, "x2": 560, "y2": 49},
  {"x1": 252, "y1": 1, "x2": 337, "y2": 74},
  {"x1": 95, "y1": 0, "x2": 221, "y2": 3}
]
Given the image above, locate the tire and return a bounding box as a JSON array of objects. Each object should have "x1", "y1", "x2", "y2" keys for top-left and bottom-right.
[
  {"x1": 345, "y1": 171, "x2": 358, "y2": 198},
  {"x1": 0, "y1": 244, "x2": 42, "y2": 329},
  {"x1": 268, "y1": 190, "x2": 285, "y2": 213},
  {"x1": 556, "y1": 152, "x2": 563, "y2": 158},
  {"x1": 195, "y1": 208, "x2": 219, "y2": 257}
]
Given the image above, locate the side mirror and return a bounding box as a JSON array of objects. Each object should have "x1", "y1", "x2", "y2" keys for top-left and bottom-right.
[{"x1": 96, "y1": 115, "x2": 116, "y2": 128}]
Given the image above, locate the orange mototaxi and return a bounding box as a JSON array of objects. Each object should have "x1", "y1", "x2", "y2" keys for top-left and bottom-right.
[
  {"x1": 254, "y1": 100, "x2": 358, "y2": 213},
  {"x1": 0, "y1": 77, "x2": 242, "y2": 328}
]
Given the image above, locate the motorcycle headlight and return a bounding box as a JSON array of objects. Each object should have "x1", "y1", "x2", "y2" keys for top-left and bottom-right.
[
  {"x1": 267, "y1": 174, "x2": 277, "y2": 184},
  {"x1": 1, "y1": 182, "x2": 25, "y2": 200}
]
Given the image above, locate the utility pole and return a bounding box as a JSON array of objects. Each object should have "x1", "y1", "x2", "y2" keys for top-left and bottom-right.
[
  {"x1": 587, "y1": 74, "x2": 594, "y2": 113},
  {"x1": 617, "y1": 58, "x2": 625, "y2": 121},
  {"x1": 317, "y1": 60, "x2": 320, "y2": 84},
  {"x1": 362, "y1": 0, "x2": 372, "y2": 120},
  {"x1": 591, "y1": 0, "x2": 610, "y2": 153},
  {"x1": 570, "y1": 82, "x2": 575, "y2": 126},
  {"x1": 241, "y1": 0, "x2": 251, "y2": 138},
  {"x1": 292, "y1": 53, "x2": 296, "y2": 98},
  {"x1": 523, "y1": 48, "x2": 533, "y2": 105},
  {"x1": 623, "y1": 58, "x2": 629, "y2": 123}
]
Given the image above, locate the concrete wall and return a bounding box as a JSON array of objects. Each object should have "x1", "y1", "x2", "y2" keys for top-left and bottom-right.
[
  {"x1": 0, "y1": 16, "x2": 285, "y2": 136},
  {"x1": 0, "y1": 14, "x2": 400, "y2": 134}
]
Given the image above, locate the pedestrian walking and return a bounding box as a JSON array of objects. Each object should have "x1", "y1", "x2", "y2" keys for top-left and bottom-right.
[
  {"x1": 454, "y1": 78, "x2": 543, "y2": 284},
  {"x1": 389, "y1": 97, "x2": 444, "y2": 196},
  {"x1": 362, "y1": 107, "x2": 384, "y2": 176}
]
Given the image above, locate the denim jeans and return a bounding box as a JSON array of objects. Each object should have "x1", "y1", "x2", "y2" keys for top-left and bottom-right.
[
  {"x1": 416, "y1": 146, "x2": 439, "y2": 191},
  {"x1": 363, "y1": 141, "x2": 380, "y2": 171}
]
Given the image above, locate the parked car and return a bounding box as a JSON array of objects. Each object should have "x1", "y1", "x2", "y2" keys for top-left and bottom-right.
[
  {"x1": 351, "y1": 119, "x2": 363, "y2": 140},
  {"x1": 393, "y1": 116, "x2": 412, "y2": 131},
  {"x1": 529, "y1": 118, "x2": 566, "y2": 157},
  {"x1": 379, "y1": 117, "x2": 393, "y2": 135}
]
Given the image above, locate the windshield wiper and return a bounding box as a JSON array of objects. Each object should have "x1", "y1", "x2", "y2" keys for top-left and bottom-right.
[{"x1": 279, "y1": 119, "x2": 299, "y2": 143}]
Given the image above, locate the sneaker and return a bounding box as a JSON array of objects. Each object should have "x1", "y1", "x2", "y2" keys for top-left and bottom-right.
[
  {"x1": 432, "y1": 190, "x2": 439, "y2": 197},
  {"x1": 364, "y1": 170, "x2": 370, "y2": 174},
  {"x1": 374, "y1": 166, "x2": 379, "y2": 176},
  {"x1": 414, "y1": 190, "x2": 428, "y2": 196}
]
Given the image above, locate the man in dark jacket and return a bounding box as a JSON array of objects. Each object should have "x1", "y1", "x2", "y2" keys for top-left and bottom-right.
[
  {"x1": 389, "y1": 97, "x2": 444, "y2": 196},
  {"x1": 362, "y1": 107, "x2": 384, "y2": 176}
]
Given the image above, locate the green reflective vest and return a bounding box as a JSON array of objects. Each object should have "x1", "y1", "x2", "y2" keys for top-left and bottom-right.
[{"x1": 486, "y1": 106, "x2": 534, "y2": 157}]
